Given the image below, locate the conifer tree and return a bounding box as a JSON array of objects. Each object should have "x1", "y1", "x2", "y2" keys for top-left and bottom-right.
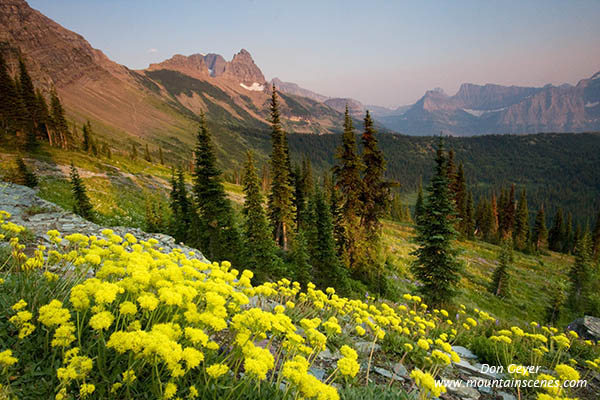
[
  {"x1": 69, "y1": 163, "x2": 94, "y2": 221},
  {"x1": 411, "y1": 138, "x2": 462, "y2": 306},
  {"x1": 15, "y1": 157, "x2": 38, "y2": 188},
  {"x1": 241, "y1": 151, "x2": 282, "y2": 281},
  {"x1": 82, "y1": 121, "x2": 92, "y2": 152},
  {"x1": 490, "y1": 193, "x2": 499, "y2": 237},
  {"x1": 569, "y1": 233, "x2": 592, "y2": 314},
  {"x1": 545, "y1": 284, "x2": 565, "y2": 325},
  {"x1": 531, "y1": 206, "x2": 547, "y2": 251},
  {"x1": 333, "y1": 106, "x2": 364, "y2": 269},
  {"x1": 144, "y1": 144, "x2": 152, "y2": 162},
  {"x1": 0, "y1": 53, "x2": 20, "y2": 134},
  {"x1": 446, "y1": 149, "x2": 456, "y2": 190},
  {"x1": 499, "y1": 184, "x2": 516, "y2": 238},
  {"x1": 548, "y1": 208, "x2": 565, "y2": 252},
  {"x1": 145, "y1": 198, "x2": 165, "y2": 232},
  {"x1": 592, "y1": 211, "x2": 600, "y2": 260},
  {"x1": 491, "y1": 239, "x2": 512, "y2": 297},
  {"x1": 513, "y1": 189, "x2": 529, "y2": 250},
  {"x1": 563, "y1": 212, "x2": 573, "y2": 253},
  {"x1": 49, "y1": 90, "x2": 69, "y2": 149},
  {"x1": 414, "y1": 180, "x2": 424, "y2": 221},
  {"x1": 463, "y1": 190, "x2": 475, "y2": 238},
  {"x1": 169, "y1": 168, "x2": 192, "y2": 244},
  {"x1": 306, "y1": 186, "x2": 347, "y2": 292},
  {"x1": 18, "y1": 59, "x2": 37, "y2": 150},
  {"x1": 192, "y1": 114, "x2": 241, "y2": 263},
  {"x1": 267, "y1": 86, "x2": 295, "y2": 250},
  {"x1": 34, "y1": 89, "x2": 50, "y2": 142},
  {"x1": 289, "y1": 230, "x2": 312, "y2": 288},
  {"x1": 159, "y1": 146, "x2": 165, "y2": 165},
  {"x1": 453, "y1": 162, "x2": 467, "y2": 221}
]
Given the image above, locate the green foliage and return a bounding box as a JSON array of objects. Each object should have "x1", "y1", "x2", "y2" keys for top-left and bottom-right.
[
  {"x1": 192, "y1": 114, "x2": 241, "y2": 263},
  {"x1": 568, "y1": 233, "x2": 593, "y2": 314},
  {"x1": 13, "y1": 157, "x2": 38, "y2": 188},
  {"x1": 241, "y1": 151, "x2": 283, "y2": 281},
  {"x1": 531, "y1": 206, "x2": 548, "y2": 252},
  {"x1": 513, "y1": 189, "x2": 529, "y2": 250},
  {"x1": 339, "y1": 383, "x2": 414, "y2": 400},
  {"x1": 69, "y1": 163, "x2": 94, "y2": 221},
  {"x1": 169, "y1": 168, "x2": 193, "y2": 243},
  {"x1": 267, "y1": 86, "x2": 296, "y2": 250},
  {"x1": 411, "y1": 138, "x2": 462, "y2": 306},
  {"x1": 491, "y1": 239, "x2": 512, "y2": 297}
]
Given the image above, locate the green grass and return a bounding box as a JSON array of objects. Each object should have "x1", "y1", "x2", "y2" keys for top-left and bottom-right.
[{"x1": 382, "y1": 219, "x2": 574, "y2": 327}]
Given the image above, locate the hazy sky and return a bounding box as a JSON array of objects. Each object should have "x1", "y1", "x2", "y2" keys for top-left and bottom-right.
[{"x1": 29, "y1": 0, "x2": 600, "y2": 108}]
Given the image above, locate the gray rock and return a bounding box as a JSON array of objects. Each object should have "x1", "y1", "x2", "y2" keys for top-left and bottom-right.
[
  {"x1": 392, "y1": 362, "x2": 409, "y2": 378},
  {"x1": 309, "y1": 367, "x2": 326, "y2": 381},
  {"x1": 355, "y1": 341, "x2": 381, "y2": 354},
  {"x1": 446, "y1": 382, "x2": 480, "y2": 400},
  {"x1": 372, "y1": 366, "x2": 404, "y2": 381},
  {"x1": 454, "y1": 360, "x2": 503, "y2": 380},
  {"x1": 467, "y1": 376, "x2": 492, "y2": 395},
  {"x1": 452, "y1": 345, "x2": 478, "y2": 360},
  {"x1": 567, "y1": 316, "x2": 600, "y2": 341},
  {"x1": 318, "y1": 348, "x2": 341, "y2": 361},
  {"x1": 498, "y1": 392, "x2": 517, "y2": 400}
]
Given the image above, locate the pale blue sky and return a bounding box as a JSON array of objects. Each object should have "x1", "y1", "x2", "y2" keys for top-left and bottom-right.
[{"x1": 29, "y1": 0, "x2": 600, "y2": 107}]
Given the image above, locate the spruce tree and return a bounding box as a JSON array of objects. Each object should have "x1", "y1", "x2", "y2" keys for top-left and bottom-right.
[
  {"x1": 569, "y1": 233, "x2": 592, "y2": 314},
  {"x1": 15, "y1": 157, "x2": 38, "y2": 188},
  {"x1": 241, "y1": 151, "x2": 282, "y2": 281},
  {"x1": 411, "y1": 138, "x2": 462, "y2": 306},
  {"x1": 548, "y1": 209, "x2": 565, "y2": 252},
  {"x1": 513, "y1": 189, "x2": 529, "y2": 250},
  {"x1": 34, "y1": 90, "x2": 50, "y2": 142},
  {"x1": 49, "y1": 90, "x2": 69, "y2": 149},
  {"x1": 159, "y1": 146, "x2": 165, "y2": 165},
  {"x1": 82, "y1": 121, "x2": 91, "y2": 152},
  {"x1": 192, "y1": 114, "x2": 241, "y2": 263},
  {"x1": 18, "y1": 59, "x2": 38, "y2": 150},
  {"x1": 306, "y1": 186, "x2": 347, "y2": 292},
  {"x1": 169, "y1": 168, "x2": 192, "y2": 244},
  {"x1": 491, "y1": 239, "x2": 512, "y2": 297},
  {"x1": 69, "y1": 163, "x2": 94, "y2": 221},
  {"x1": 454, "y1": 162, "x2": 467, "y2": 224},
  {"x1": 499, "y1": 184, "x2": 516, "y2": 238},
  {"x1": 333, "y1": 106, "x2": 364, "y2": 269},
  {"x1": 289, "y1": 230, "x2": 312, "y2": 289},
  {"x1": 144, "y1": 144, "x2": 152, "y2": 162},
  {"x1": 463, "y1": 190, "x2": 475, "y2": 239},
  {"x1": 267, "y1": 86, "x2": 295, "y2": 250},
  {"x1": 592, "y1": 211, "x2": 600, "y2": 260},
  {"x1": 414, "y1": 180, "x2": 424, "y2": 221},
  {"x1": 0, "y1": 53, "x2": 20, "y2": 134},
  {"x1": 563, "y1": 212, "x2": 573, "y2": 254},
  {"x1": 531, "y1": 206, "x2": 547, "y2": 251}
]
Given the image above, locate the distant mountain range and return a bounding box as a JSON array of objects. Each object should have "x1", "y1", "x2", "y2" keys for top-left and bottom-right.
[{"x1": 1, "y1": 0, "x2": 599, "y2": 145}]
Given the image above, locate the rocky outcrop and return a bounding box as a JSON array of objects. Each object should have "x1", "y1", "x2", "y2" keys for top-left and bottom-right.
[
  {"x1": 271, "y1": 78, "x2": 329, "y2": 103},
  {"x1": 0, "y1": 181, "x2": 208, "y2": 262},
  {"x1": 222, "y1": 49, "x2": 265, "y2": 85},
  {"x1": 568, "y1": 316, "x2": 600, "y2": 342},
  {"x1": 324, "y1": 97, "x2": 365, "y2": 117}
]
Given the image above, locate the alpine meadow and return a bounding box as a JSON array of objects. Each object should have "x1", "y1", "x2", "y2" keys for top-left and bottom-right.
[{"x1": 1, "y1": 1, "x2": 600, "y2": 400}]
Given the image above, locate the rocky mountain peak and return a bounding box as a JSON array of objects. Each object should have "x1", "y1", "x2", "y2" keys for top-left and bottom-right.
[{"x1": 224, "y1": 48, "x2": 265, "y2": 84}]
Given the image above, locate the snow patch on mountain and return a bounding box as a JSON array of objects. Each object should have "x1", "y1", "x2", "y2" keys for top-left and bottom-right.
[
  {"x1": 585, "y1": 101, "x2": 599, "y2": 108},
  {"x1": 240, "y1": 82, "x2": 265, "y2": 91}
]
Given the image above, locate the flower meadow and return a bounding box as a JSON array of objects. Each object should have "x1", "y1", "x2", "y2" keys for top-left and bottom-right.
[{"x1": 0, "y1": 210, "x2": 599, "y2": 400}]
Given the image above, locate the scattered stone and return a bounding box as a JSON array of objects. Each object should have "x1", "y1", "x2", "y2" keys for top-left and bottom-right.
[
  {"x1": 498, "y1": 391, "x2": 517, "y2": 400},
  {"x1": 452, "y1": 345, "x2": 478, "y2": 360},
  {"x1": 355, "y1": 341, "x2": 381, "y2": 354},
  {"x1": 392, "y1": 362, "x2": 409, "y2": 378},
  {"x1": 467, "y1": 376, "x2": 492, "y2": 395},
  {"x1": 446, "y1": 382, "x2": 480, "y2": 400},
  {"x1": 309, "y1": 367, "x2": 326, "y2": 381},
  {"x1": 372, "y1": 366, "x2": 405, "y2": 382},
  {"x1": 567, "y1": 316, "x2": 600, "y2": 341},
  {"x1": 318, "y1": 348, "x2": 341, "y2": 361}
]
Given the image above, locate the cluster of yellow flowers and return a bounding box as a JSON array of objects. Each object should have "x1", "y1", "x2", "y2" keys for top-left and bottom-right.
[{"x1": 0, "y1": 212, "x2": 599, "y2": 400}]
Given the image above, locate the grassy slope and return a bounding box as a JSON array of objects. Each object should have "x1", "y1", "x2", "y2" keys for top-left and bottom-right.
[{"x1": 0, "y1": 143, "x2": 576, "y2": 329}]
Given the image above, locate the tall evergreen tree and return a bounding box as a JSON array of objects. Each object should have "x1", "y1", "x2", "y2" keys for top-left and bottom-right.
[
  {"x1": 490, "y1": 193, "x2": 499, "y2": 237},
  {"x1": 193, "y1": 114, "x2": 241, "y2": 263},
  {"x1": 0, "y1": 53, "x2": 21, "y2": 134},
  {"x1": 414, "y1": 180, "x2": 424, "y2": 221},
  {"x1": 491, "y1": 239, "x2": 512, "y2": 297},
  {"x1": 548, "y1": 208, "x2": 565, "y2": 252},
  {"x1": 513, "y1": 189, "x2": 529, "y2": 250},
  {"x1": 168, "y1": 168, "x2": 193, "y2": 244},
  {"x1": 463, "y1": 190, "x2": 475, "y2": 238},
  {"x1": 411, "y1": 138, "x2": 462, "y2": 306},
  {"x1": 592, "y1": 211, "x2": 600, "y2": 260},
  {"x1": 18, "y1": 59, "x2": 37, "y2": 150},
  {"x1": 569, "y1": 233, "x2": 593, "y2": 314},
  {"x1": 563, "y1": 212, "x2": 573, "y2": 254},
  {"x1": 289, "y1": 230, "x2": 312, "y2": 289},
  {"x1": 49, "y1": 90, "x2": 69, "y2": 149},
  {"x1": 241, "y1": 151, "x2": 282, "y2": 281},
  {"x1": 453, "y1": 162, "x2": 467, "y2": 221},
  {"x1": 69, "y1": 163, "x2": 94, "y2": 221},
  {"x1": 306, "y1": 186, "x2": 347, "y2": 292},
  {"x1": 531, "y1": 206, "x2": 547, "y2": 251},
  {"x1": 159, "y1": 146, "x2": 165, "y2": 165},
  {"x1": 82, "y1": 121, "x2": 92, "y2": 152},
  {"x1": 267, "y1": 86, "x2": 295, "y2": 250},
  {"x1": 333, "y1": 106, "x2": 364, "y2": 269},
  {"x1": 34, "y1": 89, "x2": 50, "y2": 142},
  {"x1": 15, "y1": 157, "x2": 38, "y2": 188},
  {"x1": 144, "y1": 144, "x2": 152, "y2": 162},
  {"x1": 499, "y1": 184, "x2": 516, "y2": 238}
]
